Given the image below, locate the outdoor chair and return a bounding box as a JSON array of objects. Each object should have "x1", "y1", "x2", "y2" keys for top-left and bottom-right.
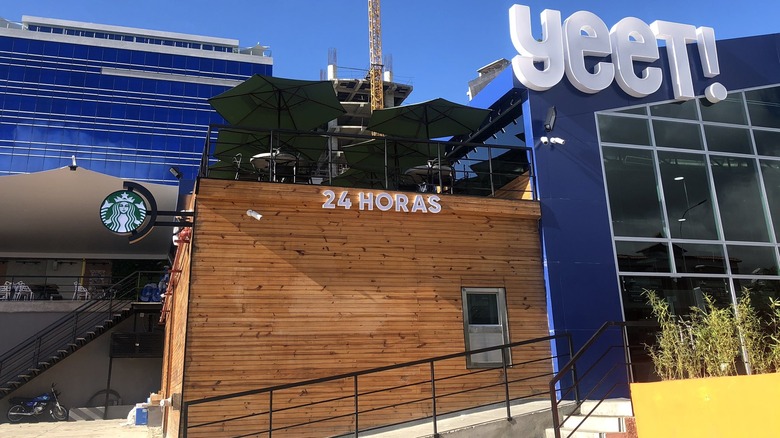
[
  {"x1": 0, "y1": 281, "x2": 12, "y2": 300},
  {"x1": 73, "y1": 282, "x2": 91, "y2": 300},
  {"x1": 12, "y1": 281, "x2": 33, "y2": 300}
]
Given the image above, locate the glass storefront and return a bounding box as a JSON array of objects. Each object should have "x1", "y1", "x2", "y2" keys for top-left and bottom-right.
[{"x1": 598, "y1": 86, "x2": 780, "y2": 377}]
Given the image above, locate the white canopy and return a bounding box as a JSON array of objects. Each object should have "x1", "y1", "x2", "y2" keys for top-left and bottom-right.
[{"x1": 0, "y1": 167, "x2": 179, "y2": 259}]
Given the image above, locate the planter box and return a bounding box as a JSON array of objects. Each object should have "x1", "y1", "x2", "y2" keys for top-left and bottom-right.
[{"x1": 630, "y1": 372, "x2": 780, "y2": 437}]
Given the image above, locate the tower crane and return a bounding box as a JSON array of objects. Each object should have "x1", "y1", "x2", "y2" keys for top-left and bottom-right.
[{"x1": 368, "y1": 0, "x2": 384, "y2": 111}]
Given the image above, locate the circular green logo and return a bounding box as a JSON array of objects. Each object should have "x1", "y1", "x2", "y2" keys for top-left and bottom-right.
[{"x1": 100, "y1": 190, "x2": 148, "y2": 234}]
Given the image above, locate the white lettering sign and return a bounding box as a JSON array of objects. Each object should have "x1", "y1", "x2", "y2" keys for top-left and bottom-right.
[
  {"x1": 322, "y1": 190, "x2": 441, "y2": 214},
  {"x1": 509, "y1": 5, "x2": 727, "y2": 102}
]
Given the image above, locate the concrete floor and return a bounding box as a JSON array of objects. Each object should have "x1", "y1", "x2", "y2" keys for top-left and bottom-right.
[{"x1": 0, "y1": 419, "x2": 162, "y2": 438}]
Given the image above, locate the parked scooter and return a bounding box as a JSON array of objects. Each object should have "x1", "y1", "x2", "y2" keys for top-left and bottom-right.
[{"x1": 6, "y1": 383, "x2": 68, "y2": 422}]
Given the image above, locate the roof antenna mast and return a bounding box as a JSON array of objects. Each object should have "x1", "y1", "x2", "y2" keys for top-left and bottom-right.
[{"x1": 368, "y1": 0, "x2": 384, "y2": 111}]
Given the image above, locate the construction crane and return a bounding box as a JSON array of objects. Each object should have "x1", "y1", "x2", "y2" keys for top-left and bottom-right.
[{"x1": 368, "y1": 0, "x2": 384, "y2": 111}]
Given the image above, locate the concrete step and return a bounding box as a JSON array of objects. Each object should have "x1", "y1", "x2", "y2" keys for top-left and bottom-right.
[
  {"x1": 580, "y1": 398, "x2": 633, "y2": 417},
  {"x1": 545, "y1": 428, "x2": 604, "y2": 438},
  {"x1": 561, "y1": 414, "x2": 623, "y2": 432}
]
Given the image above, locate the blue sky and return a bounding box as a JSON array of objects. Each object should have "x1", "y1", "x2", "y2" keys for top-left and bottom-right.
[{"x1": 4, "y1": 1, "x2": 779, "y2": 104}]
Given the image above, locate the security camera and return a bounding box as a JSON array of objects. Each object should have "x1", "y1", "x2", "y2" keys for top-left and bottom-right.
[
  {"x1": 550, "y1": 137, "x2": 566, "y2": 145},
  {"x1": 544, "y1": 106, "x2": 557, "y2": 132},
  {"x1": 540, "y1": 136, "x2": 549, "y2": 145}
]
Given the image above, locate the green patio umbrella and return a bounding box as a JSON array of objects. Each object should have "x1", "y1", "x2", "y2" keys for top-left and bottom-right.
[
  {"x1": 367, "y1": 98, "x2": 490, "y2": 139},
  {"x1": 209, "y1": 75, "x2": 346, "y2": 131}
]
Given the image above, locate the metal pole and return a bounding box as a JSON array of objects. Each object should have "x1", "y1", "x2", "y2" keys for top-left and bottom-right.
[
  {"x1": 567, "y1": 333, "x2": 580, "y2": 403},
  {"x1": 103, "y1": 356, "x2": 114, "y2": 420},
  {"x1": 430, "y1": 362, "x2": 438, "y2": 438},
  {"x1": 622, "y1": 325, "x2": 634, "y2": 384},
  {"x1": 502, "y1": 347, "x2": 512, "y2": 420},
  {"x1": 354, "y1": 375, "x2": 359, "y2": 437},
  {"x1": 268, "y1": 390, "x2": 273, "y2": 438}
]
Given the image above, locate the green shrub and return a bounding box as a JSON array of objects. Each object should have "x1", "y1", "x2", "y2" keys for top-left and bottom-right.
[{"x1": 643, "y1": 288, "x2": 780, "y2": 380}]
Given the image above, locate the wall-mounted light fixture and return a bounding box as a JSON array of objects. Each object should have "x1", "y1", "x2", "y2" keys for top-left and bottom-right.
[
  {"x1": 246, "y1": 209, "x2": 263, "y2": 220},
  {"x1": 169, "y1": 166, "x2": 182, "y2": 179},
  {"x1": 69, "y1": 155, "x2": 78, "y2": 171}
]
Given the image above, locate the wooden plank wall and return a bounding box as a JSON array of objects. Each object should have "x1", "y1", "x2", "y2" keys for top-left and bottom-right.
[
  {"x1": 160, "y1": 213, "x2": 194, "y2": 436},
  {"x1": 173, "y1": 180, "x2": 549, "y2": 437}
]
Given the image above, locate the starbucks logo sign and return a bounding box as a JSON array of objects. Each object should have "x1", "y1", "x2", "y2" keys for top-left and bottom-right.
[{"x1": 100, "y1": 190, "x2": 148, "y2": 234}]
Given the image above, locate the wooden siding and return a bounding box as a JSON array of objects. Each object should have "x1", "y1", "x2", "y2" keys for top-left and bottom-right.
[
  {"x1": 167, "y1": 180, "x2": 548, "y2": 437},
  {"x1": 160, "y1": 219, "x2": 194, "y2": 436}
]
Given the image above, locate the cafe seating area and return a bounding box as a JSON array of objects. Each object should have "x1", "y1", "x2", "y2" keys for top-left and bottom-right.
[{"x1": 0, "y1": 281, "x2": 39, "y2": 300}]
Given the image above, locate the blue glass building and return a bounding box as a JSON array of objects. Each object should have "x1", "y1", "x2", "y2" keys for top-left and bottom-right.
[
  {"x1": 0, "y1": 16, "x2": 272, "y2": 186},
  {"x1": 0, "y1": 16, "x2": 271, "y2": 265}
]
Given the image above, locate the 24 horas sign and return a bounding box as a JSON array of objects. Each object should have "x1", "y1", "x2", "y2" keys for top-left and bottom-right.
[
  {"x1": 322, "y1": 189, "x2": 441, "y2": 214},
  {"x1": 509, "y1": 5, "x2": 726, "y2": 103}
]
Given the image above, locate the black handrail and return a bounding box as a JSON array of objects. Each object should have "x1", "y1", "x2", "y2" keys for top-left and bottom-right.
[
  {"x1": 182, "y1": 333, "x2": 573, "y2": 437},
  {"x1": 548, "y1": 321, "x2": 658, "y2": 438}
]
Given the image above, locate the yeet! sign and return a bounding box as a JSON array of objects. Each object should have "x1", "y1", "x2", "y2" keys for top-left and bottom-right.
[{"x1": 509, "y1": 5, "x2": 727, "y2": 103}]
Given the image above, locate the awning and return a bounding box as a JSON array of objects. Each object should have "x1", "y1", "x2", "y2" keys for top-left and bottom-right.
[{"x1": 0, "y1": 167, "x2": 179, "y2": 259}]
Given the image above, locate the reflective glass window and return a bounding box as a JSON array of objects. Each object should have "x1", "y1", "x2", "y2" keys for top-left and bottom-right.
[
  {"x1": 653, "y1": 120, "x2": 703, "y2": 150},
  {"x1": 658, "y1": 152, "x2": 717, "y2": 240},
  {"x1": 146, "y1": 53, "x2": 160, "y2": 66},
  {"x1": 754, "y1": 130, "x2": 780, "y2": 157},
  {"x1": 51, "y1": 99, "x2": 68, "y2": 114},
  {"x1": 704, "y1": 125, "x2": 752, "y2": 154},
  {"x1": 8, "y1": 65, "x2": 23, "y2": 81},
  {"x1": 760, "y1": 159, "x2": 780, "y2": 239},
  {"x1": 700, "y1": 93, "x2": 747, "y2": 124},
  {"x1": 603, "y1": 147, "x2": 665, "y2": 237},
  {"x1": 58, "y1": 44, "x2": 74, "y2": 59},
  {"x1": 746, "y1": 87, "x2": 780, "y2": 129},
  {"x1": 615, "y1": 240, "x2": 671, "y2": 272},
  {"x1": 20, "y1": 97, "x2": 35, "y2": 112},
  {"x1": 710, "y1": 156, "x2": 769, "y2": 242},
  {"x1": 42, "y1": 42, "x2": 59, "y2": 56},
  {"x1": 650, "y1": 99, "x2": 698, "y2": 120},
  {"x1": 734, "y1": 280, "x2": 780, "y2": 311},
  {"x1": 159, "y1": 54, "x2": 173, "y2": 68},
  {"x1": 727, "y1": 245, "x2": 778, "y2": 276},
  {"x1": 116, "y1": 49, "x2": 132, "y2": 64},
  {"x1": 598, "y1": 115, "x2": 651, "y2": 145},
  {"x1": 674, "y1": 242, "x2": 726, "y2": 274},
  {"x1": 28, "y1": 40, "x2": 44, "y2": 54}
]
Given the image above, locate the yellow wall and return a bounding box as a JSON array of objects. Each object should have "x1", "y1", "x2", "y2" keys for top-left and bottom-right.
[{"x1": 631, "y1": 372, "x2": 780, "y2": 437}]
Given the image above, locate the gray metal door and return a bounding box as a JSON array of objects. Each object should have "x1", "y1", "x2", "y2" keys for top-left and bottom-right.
[{"x1": 462, "y1": 287, "x2": 510, "y2": 368}]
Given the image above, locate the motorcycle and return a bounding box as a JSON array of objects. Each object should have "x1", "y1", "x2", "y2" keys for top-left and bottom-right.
[{"x1": 6, "y1": 383, "x2": 68, "y2": 422}]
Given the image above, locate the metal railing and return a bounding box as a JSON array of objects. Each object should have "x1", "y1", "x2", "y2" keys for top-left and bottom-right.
[
  {"x1": 0, "y1": 271, "x2": 161, "y2": 390},
  {"x1": 0, "y1": 270, "x2": 164, "y2": 301},
  {"x1": 182, "y1": 333, "x2": 573, "y2": 437},
  {"x1": 548, "y1": 321, "x2": 657, "y2": 438},
  {"x1": 200, "y1": 125, "x2": 537, "y2": 201}
]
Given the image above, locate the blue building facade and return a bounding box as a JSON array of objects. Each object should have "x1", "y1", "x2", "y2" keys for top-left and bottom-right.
[
  {"x1": 0, "y1": 16, "x2": 272, "y2": 186},
  {"x1": 469, "y1": 7, "x2": 780, "y2": 387}
]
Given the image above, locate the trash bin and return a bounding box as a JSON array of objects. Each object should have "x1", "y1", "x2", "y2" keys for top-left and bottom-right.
[{"x1": 135, "y1": 407, "x2": 148, "y2": 425}]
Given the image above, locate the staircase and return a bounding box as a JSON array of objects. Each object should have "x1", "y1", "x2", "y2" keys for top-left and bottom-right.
[
  {"x1": 0, "y1": 272, "x2": 159, "y2": 399},
  {"x1": 0, "y1": 298, "x2": 135, "y2": 398},
  {"x1": 545, "y1": 398, "x2": 636, "y2": 438}
]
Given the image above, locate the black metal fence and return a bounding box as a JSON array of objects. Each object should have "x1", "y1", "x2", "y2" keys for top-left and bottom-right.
[
  {"x1": 182, "y1": 333, "x2": 573, "y2": 437},
  {"x1": 200, "y1": 125, "x2": 537, "y2": 201}
]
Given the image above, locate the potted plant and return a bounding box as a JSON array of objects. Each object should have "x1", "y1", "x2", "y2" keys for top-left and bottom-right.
[{"x1": 630, "y1": 289, "x2": 780, "y2": 437}]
